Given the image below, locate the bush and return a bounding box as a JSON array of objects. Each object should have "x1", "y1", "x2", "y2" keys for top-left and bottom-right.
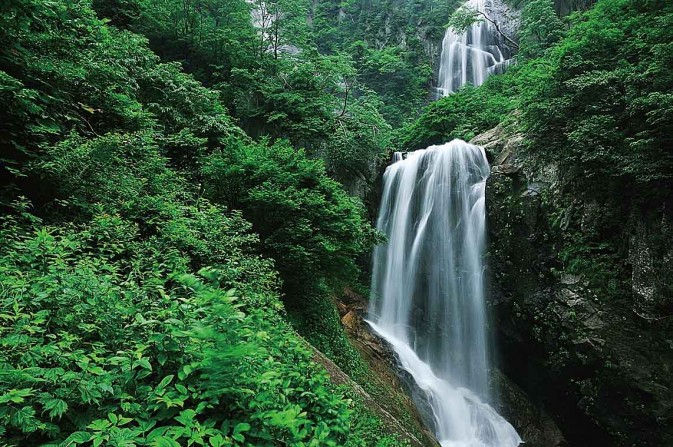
[
  {"x1": 0, "y1": 1, "x2": 407, "y2": 445},
  {"x1": 519, "y1": 0, "x2": 673, "y2": 200},
  {"x1": 202, "y1": 139, "x2": 379, "y2": 299},
  {"x1": 0, "y1": 214, "x2": 372, "y2": 446},
  {"x1": 397, "y1": 77, "x2": 516, "y2": 150}
]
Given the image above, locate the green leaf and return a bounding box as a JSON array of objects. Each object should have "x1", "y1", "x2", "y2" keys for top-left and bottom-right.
[
  {"x1": 0, "y1": 388, "x2": 33, "y2": 404},
  {"x1": 233, "y1": 422, "x2": 250, "y2": 436},
  {"x1": 208, "y1": 434, "x2": 225, "y2": 447},
  {"x1": 62, "y1": 430, "x2": 92, "y2": 445},
  {"x1": 156, "y1": 375, "x2": 174, "y2": 391},
  {"x1": 42, "y1": 398, "x2": 68, "y2": 419},
  {"x1": 151, "y1": 437, "x2": 181, "y2": 447},
  {"x1": 147, "y1": 427, "x2": 170, "y2": 440},
  {"x1": 133, "y1": 358, "x2": 152, "y2": 371},
  {"x1": 88, "y1": 419, "x2": 112, "y2": 431},
  {"x1": 177, "y1": 364, "x2": 192, "y2": 380},
  {"x1": 12, "y1": 406, "x2": 38, "y2": 432}
]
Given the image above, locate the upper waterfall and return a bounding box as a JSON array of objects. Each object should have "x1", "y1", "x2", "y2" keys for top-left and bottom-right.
[
  {"x1": 369, "y1": 140, "x2": 521, "y2": 447},
  {"x1": 437, "y1": 0, "x2": 516, "y2": 96}
]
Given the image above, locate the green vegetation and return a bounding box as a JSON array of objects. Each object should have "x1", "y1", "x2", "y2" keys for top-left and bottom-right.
[
  {"x1": 0, "y1": 0, "x2": 428, "y2": 444},
  {"x1": 397, "y1": 78, "x2": 517, "y2": 149},
  {"x1": 0, "y1": 218, "x2": 335, "y2": 445},
  {"x1": 523, "y1": 0, "x2": 673, "y2": 197},
  {"x1": 5, "y1": 0, "x2": 670, "y2": 444},
  {"x1": 517, "y1": 0, "x2": 564, "y2": 59},
  {"x1": 312, "y1": 0, "x2": 463, "y2": 125},
  {"x1": 521, "y1": 0, "x2": 673, "y2": 295}
]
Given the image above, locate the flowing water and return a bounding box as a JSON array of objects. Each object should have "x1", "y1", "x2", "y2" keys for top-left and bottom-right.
[
  {"x1": 368, "y1": 140, "x2": 521, "y2": 447},
  {"x1": 437, "y1": 0, "x2": 513, "y2": 96}
]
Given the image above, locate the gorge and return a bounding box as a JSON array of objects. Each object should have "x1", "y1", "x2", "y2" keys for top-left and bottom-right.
[
  {"x1": 1, "y1": 0, "x2": 672, "y2": 446},
  {"x1": 366, "y1": 2, "x2": 524, "y2": 444}
]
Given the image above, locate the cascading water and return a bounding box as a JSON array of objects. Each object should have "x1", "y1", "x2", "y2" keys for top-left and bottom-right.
[
  {"x1": 368, "y1": 140, "x2": 521, "y2": 447},
  {"x1": 437, "y1": 0, "x2": 514, "y2": 96}
]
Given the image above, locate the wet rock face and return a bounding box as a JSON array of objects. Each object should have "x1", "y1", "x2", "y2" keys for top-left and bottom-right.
[
  {"x1": 494, "y1": 369, "x2": 566, "y2": 447},
  {"x1": 629, "y1": 220, "x2": 673, "y2": 320},
  {"x1": 340, "y1": 287, "x2": 565, "y2": 446},
  {"x1": 478, "y1": 125, "x2": 673, "y2": 446}
]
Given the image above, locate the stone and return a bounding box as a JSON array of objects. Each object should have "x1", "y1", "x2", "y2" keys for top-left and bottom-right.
[
  {"x1": 341, "y1": 310, "x2": 358, "y2": 331},
  {"x1": 492, "y1": 163, "x2": 520, "y2": 175}
]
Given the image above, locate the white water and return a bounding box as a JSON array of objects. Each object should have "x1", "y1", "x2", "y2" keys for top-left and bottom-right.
[
  {"x1": 437, "y1": 0, "x2": 512, "y2": 96},
  {"x1": 369, "y1": 140, "x2": 521, "y2": 447}
]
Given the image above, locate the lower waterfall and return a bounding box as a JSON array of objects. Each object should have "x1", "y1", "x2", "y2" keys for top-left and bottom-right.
[{"x1": 368, "y1": 140, "x2": 521, "y2": 447}]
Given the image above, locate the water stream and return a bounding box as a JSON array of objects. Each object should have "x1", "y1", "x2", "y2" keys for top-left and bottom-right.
[
  {"x1": 368, "y1": 140, "x2": 521, "y2": 447},
  {"x1": 437, "y1": 0, "x2": 514, "y2": 96}
]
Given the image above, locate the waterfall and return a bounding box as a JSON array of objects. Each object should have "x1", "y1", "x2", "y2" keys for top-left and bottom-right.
[
  {"x1": 437, "y1": 0, "x2": 514, "y2": 96},
  {"x1": 368, "y1": 140, "x2": 521, "y2": 447}
]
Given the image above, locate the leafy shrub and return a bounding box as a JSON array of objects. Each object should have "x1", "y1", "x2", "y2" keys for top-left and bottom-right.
[
  {"x1": 397, "y1": 77, "x2": 517, "y2": 150},
  {"x1": 521, "y1": 0, "x2": 673, "y2": 200},
  {"x1": 0, "y1": 216, "x2": 368, "y2": 446},
  {"x1": 0, "y1": 1, "x2": 410, "y2": 445},
  {"x1": 202, "y1": 138, "x2": 381, "y2": 381},
  {"x1": 203, "y1": 139, "x2": 380, "y2": 298},
  {"x1": 517, "y1": 0, "x2": 565, "y2": 60}
]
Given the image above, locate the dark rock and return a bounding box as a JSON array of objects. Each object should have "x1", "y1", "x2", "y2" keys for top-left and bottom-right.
[
  {"x1": 478, "y1": 123, "x2": 673, "y2": 446},
  {"x1": 492, "y1": 163, "x2": 520, "y2": 176},
  {"x1": 553, "y1": 0, "x2": 596, "y2": 16},
  {"x1": 336, "y1": 287, "x2": 569, "y2": 447},
  {"x1": 494, "y1": 370, "x2": 567, "y2": 447}
]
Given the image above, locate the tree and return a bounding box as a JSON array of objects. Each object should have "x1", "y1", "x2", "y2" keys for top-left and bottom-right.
[
  {"x1": 249, "y1": 0, "x2": 310, "y2": 60},
  {"x1": 518, "y1": 0, "x2": 564, "y2": 59},
  {"x1": 0, "y1": 1, "x2": 403, "y2": 444},
  {"x1": 202, "y1": 138, "x2": 379, "y2": 298},
  {"x1": 131, "y1": 0, "x2": 258, "y2": 82}
]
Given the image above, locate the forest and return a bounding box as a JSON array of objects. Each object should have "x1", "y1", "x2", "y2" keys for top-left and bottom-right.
[{"x1": 1, "y1": 0, "x2": 672, "y2": 446}]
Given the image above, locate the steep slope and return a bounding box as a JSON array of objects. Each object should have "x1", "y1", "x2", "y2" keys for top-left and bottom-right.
[{"x1": 0, "y1": 1, "x2": 426, "y2": 445}]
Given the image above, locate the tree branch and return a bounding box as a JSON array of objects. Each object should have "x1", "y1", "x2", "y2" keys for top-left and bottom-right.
[
  {"x1": 337, "y1": 81, "x2": 351, "y2": 118},
  {"x1": 476, "y1": 10, "x2": 519, "y2": 50}
]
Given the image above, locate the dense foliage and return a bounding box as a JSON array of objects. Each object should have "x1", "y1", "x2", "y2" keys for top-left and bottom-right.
[
  {"x1": 523, "y1": 0, "x2": 673, "y2": 198},
  {"x1": 0, "y1": 216, "x2": 346, "y2": 446},
  {"x1": 100, "y1": 0, "x2": 394, "y2": 187},
  {"x1": 312, "y1": 0, "x2": 463, "y2": 125},
  {"x1": 397, "y1": 78, "x2": 516, "y2": 150},
  {"x1": 0, "y1": 0, "x2": 413, "y2": 445},
  {"x1": 8, "y1": 0, "x2": 671, "y2": 444},
  {"x1": 203, "y1": 140, "x2": 377, "y2": 293}
]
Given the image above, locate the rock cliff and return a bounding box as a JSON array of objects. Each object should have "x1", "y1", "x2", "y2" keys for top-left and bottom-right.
[{"x1": 476, "y1": 123, "x2": 673, "y2": 446}]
